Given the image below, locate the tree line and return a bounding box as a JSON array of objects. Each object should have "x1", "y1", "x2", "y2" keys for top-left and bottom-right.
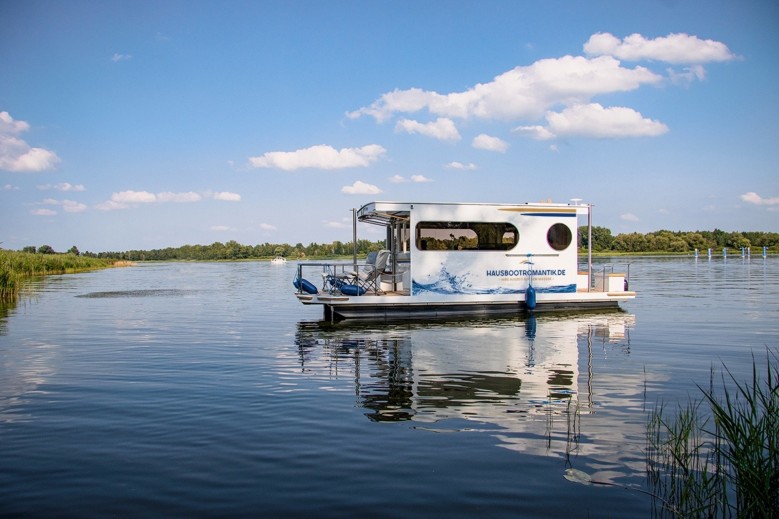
[
  {"x1": 15, "y1": 228, "x2": 779, "y2": 260},
  {"x1": 90, "y1": 239, "x2": 386, "y2": 261},
  {"x1": 581, "y1": 227, "x2": 779, "y2": 253}
]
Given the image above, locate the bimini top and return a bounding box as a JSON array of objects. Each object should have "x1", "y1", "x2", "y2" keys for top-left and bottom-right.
[{"x1": 357, "y1": 202, "x2": 412, "y2": 226}]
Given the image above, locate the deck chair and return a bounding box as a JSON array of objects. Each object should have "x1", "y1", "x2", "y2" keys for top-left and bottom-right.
[
  {"x1": 325, "y1": 251, "x2": 377, "y2": 287},
  {"x1": 351, "y1": 249, "x2": 390, "y2": 293}
]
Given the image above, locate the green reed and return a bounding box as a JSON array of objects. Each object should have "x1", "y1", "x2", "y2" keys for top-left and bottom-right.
[
  {"x1": 646, "y1": 350, "x2": 778, "y2": 518},
  {"x1": 0, "y1": 250, "x2": 115, "y2": 303}
]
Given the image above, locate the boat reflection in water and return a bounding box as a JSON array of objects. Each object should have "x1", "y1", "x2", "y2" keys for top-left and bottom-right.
[{"x1": 295, "y1": 311, "x2": 638, "y2": 467}]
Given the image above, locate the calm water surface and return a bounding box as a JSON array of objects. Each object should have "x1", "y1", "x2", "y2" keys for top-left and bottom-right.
[{"x1": 1, "y1": 257, "x2": 777, "y2": 517}]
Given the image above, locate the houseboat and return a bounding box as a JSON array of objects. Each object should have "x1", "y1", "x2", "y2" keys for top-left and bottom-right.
[{"x1": 294, "y1": 201, "x2": 635, "y2": 322}]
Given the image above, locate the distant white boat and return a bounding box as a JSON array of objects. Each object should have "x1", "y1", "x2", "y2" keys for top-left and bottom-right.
[
  {"x1": 271, "y1": 255, "x2": 287, "y2": 264},
  {"x1": 294, "y1": 200, "x2": 636, "y2": 322}
]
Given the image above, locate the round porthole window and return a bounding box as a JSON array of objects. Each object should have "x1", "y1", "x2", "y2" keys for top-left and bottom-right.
[{"x1": 547, "y1": 223, "x2": 572, "y2": 251}]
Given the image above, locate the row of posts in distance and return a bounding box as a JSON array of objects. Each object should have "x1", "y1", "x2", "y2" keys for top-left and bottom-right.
[{"x1": 693, "y1": 246, "x2": 769, "y2": 259}]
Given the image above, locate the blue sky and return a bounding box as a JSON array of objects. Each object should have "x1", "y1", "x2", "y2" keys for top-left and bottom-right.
[{"x1": 1, "y1": 0, "x2": 777, "y2": 253}]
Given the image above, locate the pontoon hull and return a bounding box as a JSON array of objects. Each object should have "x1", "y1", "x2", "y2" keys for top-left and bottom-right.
[{"x1": 300, "y1": 292, "x2": 635, "y2": 322}]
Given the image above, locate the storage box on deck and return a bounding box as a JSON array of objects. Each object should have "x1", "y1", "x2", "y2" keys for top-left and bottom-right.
[
  {"x1": 594, "y1": 273, "x2": 627, "y2": 292},
  {"x1": 379, "y1": 271, "x2": 409, "y2": 292},
  {"x1": 577, "y1": 272, "x2": 589, "y2": 291},
  {"x1": 381, "y1": 253, "x2": 410, "y2": 292}
]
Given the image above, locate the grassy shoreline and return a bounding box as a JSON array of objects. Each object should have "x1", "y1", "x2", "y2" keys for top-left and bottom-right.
[{"x1": 0, "y1": 250, "x2": 119, "y2": 303}]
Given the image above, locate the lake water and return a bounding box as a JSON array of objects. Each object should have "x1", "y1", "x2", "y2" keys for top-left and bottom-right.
[{"x1": 1, "y1": 256, "x2": 777, "y2": 518}]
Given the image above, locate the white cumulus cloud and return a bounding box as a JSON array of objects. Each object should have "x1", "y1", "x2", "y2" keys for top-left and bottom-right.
[
  {"x1": 62, "y1": 200, "x2": 87, "y2": 213},
  {"x1": 513, "y1": 125, "x2": 556, "y2": 140},
  {"x1": 157, "y1": 191, "x2": 202, "y2": 203},
  {"x1": 621, "y1": 213, "x2": 640, "y2": 222},
  {"x1": 41, "y1": 198, "x2": 86, "y2": 212},
  {"x1": 341, "y1": 180, "x2": 382, "y2": 195},
  {"x1": 323, "y1": 219, "x2": 348, "y2": 229},
  {"x1": 111, "y1": 53, "x2": 132, "y2": 62},
  {"x1": 96, "y1": 190, "x2": 154, "y2": 210},
  {"x1": 37, "y1": 182, "x2": 86, "y2": 192},
  {"x1": 445, "y1": 161, "x2": 478, "y2": 170},
  {"x1": 472, "y1": 134, "x2": 508, "y2": 152},
  {"x1": 584, "y1": 32, "x2": 737, "y2": 64},
  {"x1": 395, "y1": 117, "x2": 460, "y2": 141},
  {"x1": 390, "y1": 174, "x2": 433, "y2": 183},
  {"x1": 249, "y1": 144, "x2": 386, "y2": 171},
  {"x1": 0, "y1": 111, "x2": 30, "y2": 133},
  {"x1": 97, "y1": 190, "x2": 202, "y2": 210},
  {"x1": 31, "y1": 208, "x2": 57, "y2": 216},
  {"x1": 259, "y1": 223, "x2": 277, "y2": 231},
  {"x1": 213, "y1": 191, "x2": 241, "y2": 202},
  {"x1": 348, "y1": 54, "x2": 661, "y2": 123},
  {"x1": 114, "y1": 190, "x2": 158, "y2": 204},
  {"x1": 668, "y1": 65, "x2": 707, "y2": 86},
  {"x1": 740, "y1": 192, "x2": 779, "y2": 206},
  {"x1": 346, "y1": 32, "x2": 735, "y2": 146},
  {"x1": 514, "y1": 103, "x2": 669, "y2": 140},
  {"x1": 0, "y1": 111, "x2": 60, "y2": 172}
]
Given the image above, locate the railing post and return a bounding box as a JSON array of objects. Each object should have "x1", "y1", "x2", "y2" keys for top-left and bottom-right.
[
  {"x1": 352, "y1": 208, "x2": 358, "y2": 272},
  {"x1": 588, "y1": 204, "x2": 592, "y2": 292}
]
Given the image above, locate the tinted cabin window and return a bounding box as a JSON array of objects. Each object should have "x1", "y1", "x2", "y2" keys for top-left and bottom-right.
[
  {"x1": 416, "y1": 222, "x2": 518, "y2": 251},
  {"x1": 547, "y1": 223, "x2": 572, "y2": 251}
]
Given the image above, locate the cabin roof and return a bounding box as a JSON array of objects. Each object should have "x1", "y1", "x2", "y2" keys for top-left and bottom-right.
[{"x1": 357, "y1": 200, "x2": 589, "y2": 225}]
